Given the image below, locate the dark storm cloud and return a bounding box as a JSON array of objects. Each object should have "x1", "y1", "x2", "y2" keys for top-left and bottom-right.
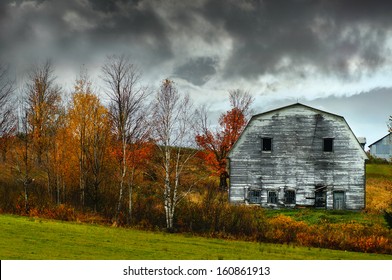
[
  {"x1": 174, "y1": 57, "x2": 218, "y2": 86},
  {"x1": 0, "y1": 0, "x2": 173, "y2": 73},
  {"x1": 198, "y1": 0, "x2": 392, "y2": 80},
  {"x1": 88, "y1": 0, "x2": 142, "y2": 12},
  {"x1": 1, "y1": 0, "x2": 392, "y2": 85}
]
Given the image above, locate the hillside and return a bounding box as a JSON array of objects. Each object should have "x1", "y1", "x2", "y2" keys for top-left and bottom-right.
[
  {"x1": 366, "y1": 164, "x2": 392, "y2": 213},
  {"x1": 0, "y1": 214, "x2": 390, "y2": 260},
  {"x1": 1, "y1": 163, "x2": 392, "y2": 257}
]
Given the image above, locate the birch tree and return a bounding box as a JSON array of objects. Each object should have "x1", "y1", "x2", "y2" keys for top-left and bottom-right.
[
  {"x1": 102, "y1": 55, "x2": 149, "y2": 224},
  {"x1": 152, "y1": 79, "x2": 196, "y2": 230}
]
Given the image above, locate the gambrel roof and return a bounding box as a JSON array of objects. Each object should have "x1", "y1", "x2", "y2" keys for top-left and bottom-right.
[
  {"x1": 251, "y1": 102, "x2": 344, "y2": 120},
  {"x1": 228, "y1": 103, "x2": 367, "y2": 160}
]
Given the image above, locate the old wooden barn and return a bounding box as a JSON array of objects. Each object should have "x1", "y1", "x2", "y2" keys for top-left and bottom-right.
[
  {"x1": 368, "y1": 133, "x2": 392, "y2": 160},
  {"x1": 227, "y1": 103, "x2": 368, "y2": 210}
]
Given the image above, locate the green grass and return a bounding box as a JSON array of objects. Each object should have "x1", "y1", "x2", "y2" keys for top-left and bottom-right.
[
  {"x1": 366, "y1": 163, "x2": 392, "y2": 180},
  {"x1": 0, "y1": 214, "x2": 391, "y2": 260},
  {"x1": 264, "y1": 208, "x2": 385, "y2": 226}
]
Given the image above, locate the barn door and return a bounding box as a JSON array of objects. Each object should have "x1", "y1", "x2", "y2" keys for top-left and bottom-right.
[
  {"x1": 333, "y1": 191, "x2": 345, "y2": 210},
  {"x1": 315, "y1": 186, "x2": 326, "y2": 208}
]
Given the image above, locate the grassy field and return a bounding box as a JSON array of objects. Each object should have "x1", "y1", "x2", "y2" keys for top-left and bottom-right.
[
  {"x1": 1, "y1": 163, "x2": 391, "y2": 260},
  {"x1": 366, "y1": 163, "x2": 392, "y2": 179},
  {"x1": 264, "y1": 208, "x2": 385, "y2": 226},
  {"x1": 1, "y1": 214, "x2": 391, "y2": 260}
]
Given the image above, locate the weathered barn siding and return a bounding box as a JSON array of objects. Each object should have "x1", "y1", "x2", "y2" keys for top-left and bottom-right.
[
  {"x1": 369, "y1": 133, "x2": 392, "y2": 160},
  {"x1": 228, "y1": 103, "x2": 368, "y2": 210}
]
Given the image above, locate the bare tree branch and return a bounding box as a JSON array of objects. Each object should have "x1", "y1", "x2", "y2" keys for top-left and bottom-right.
[
  {"x1": 0, "y1": 63, "x2": 16, "y2": 136},
  {"x1": 152, "y1": 79, "x2": 196, "y2": 230},
  {"x1": 229, "y1": 89, "x2": 254, "y2": 118},
  {"x1": 101, "y1": 54, "x2": 150, "y2": 224},
  {"x1": 25, "y1": 59, "x2": 62, "y2": 165}
]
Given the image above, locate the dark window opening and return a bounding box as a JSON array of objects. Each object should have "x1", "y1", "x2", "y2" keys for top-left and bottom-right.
[
  {"x1": 267, "y1": 191, "x2": 277, "y2": 204},
  {"x1": 323, "y1": 138, "x2": 334, "y2": 152},
  {"x1": 262, "y1": 138, "x2": 272, "y2": 152},
  {"x1": 284, "y1": 190, "x2": 296, "y2": 204},
  {"x1": 249, "y1": 189, "x2": 261, "y2": 204}
]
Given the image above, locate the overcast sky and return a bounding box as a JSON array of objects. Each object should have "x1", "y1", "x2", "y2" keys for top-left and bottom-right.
[{"x1": 1, "y1": 0, "x2": 392, "y2": 148}]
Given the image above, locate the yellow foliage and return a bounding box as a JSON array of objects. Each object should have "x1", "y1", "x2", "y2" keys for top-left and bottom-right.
[{"x1": 366, "y1": 178, "x2": 392, "y2": 213}]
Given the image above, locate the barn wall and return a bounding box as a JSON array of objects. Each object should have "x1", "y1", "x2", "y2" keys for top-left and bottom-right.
[
  {"x1": 369, "y1": 134, "x2": 392, "y2": 160},
  {"x1": 228, "y1": 105, "x2": 366, "y2": 210}
]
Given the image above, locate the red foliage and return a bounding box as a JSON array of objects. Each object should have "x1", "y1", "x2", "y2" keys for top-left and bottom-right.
[
  {"x1": 109, "y1": 141, "x2": 154, "y2": 169},
  {"x1": 195, "y1": 108, "x2": 247, "y2": 178}
]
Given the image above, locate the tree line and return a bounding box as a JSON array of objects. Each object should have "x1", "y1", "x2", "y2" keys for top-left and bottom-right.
[{"x1": 0, "y1": 55, "x2": 253, "y2": 230}]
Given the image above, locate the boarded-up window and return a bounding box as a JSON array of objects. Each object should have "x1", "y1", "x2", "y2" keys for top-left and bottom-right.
[
  {"x1": 323, "y1": 138, "x2": 334, "y2": 152},
  {"x1": 284, "y1": 190, "x2": 295, "y2": 204},
  {"x1": 249, "y1": 189, "x2": 261, "y2": 204},
  {"x1": 267, "y1": 191, "x2": 277, "y2": 204},
  {"x1": 262, "y1": 138, "x2": 272, "y2": 152}
]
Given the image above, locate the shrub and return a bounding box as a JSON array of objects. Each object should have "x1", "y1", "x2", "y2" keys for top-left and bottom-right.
[
  {"x1": 46, "y1": 204, "x2": 76, "y2": 221},
  {"x1": 264, "y1": 215, "x2": 308, "y2": 244},
  {"x1": 384, "y1": 211, "x2": 392, "y2": 229},
  {"x1": 176, "y1": 187, "x2": 268, "y2": 240}
]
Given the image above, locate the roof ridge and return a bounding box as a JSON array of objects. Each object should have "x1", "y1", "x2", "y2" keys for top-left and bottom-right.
[{"x1": 251, "y1": 102, "x2": 344, "y2": 120}]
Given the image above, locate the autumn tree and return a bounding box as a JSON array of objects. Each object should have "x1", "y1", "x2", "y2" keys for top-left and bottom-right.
[
  {"x1": 101, "y1": 55, "x2": 150, "y2": 224},
  {"x1": 195, "y1": 89, "x2": 253, "y2": 190},
  {"x1": 16, "y1": 60, "x2": 64, "y2": 205},
  {"x1": 25, "y1": 60, "x2": 62, "y2": 166},
  {"x1": 49, "y1": 109, "x2": 68, "y2": 205},
  {"x1": 13, "y1": 100, "x2": 33, "y2": 213},
  {"x1": 152, "y1": 79, "x2": 196, "y2": 230},
  {"x1": 68, "y1": 72, "x2": 110, "y2": 211}
]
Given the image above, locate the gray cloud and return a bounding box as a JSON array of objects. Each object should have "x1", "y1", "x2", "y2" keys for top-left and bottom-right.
[
  {"x1": 198, "y1": 0, "x2": 392, "y2": 80},
  {"x1": 0, "y1": 0, "x2": 173, "y2": 76},
  {"x1": 1, "y1": 0, "x2": 391, "y2": 150},
  {"x1": 1, "y1": 0, "x2": 392, "y2": 86},
  {"x1": 174, "y1": 57, "x2": 218, "y2": 86}
]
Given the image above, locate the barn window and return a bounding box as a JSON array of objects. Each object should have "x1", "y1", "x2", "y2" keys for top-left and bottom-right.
[
  {"x1": 249, "y1": 189, "x2": 261, "y2": 204},
  {"x1": 262, "y1": 138, "x2": 272, "y2": 152},
  {"x1": 284, "y1": 190, "x2": 296, "y2": 204},
  {"x1": 323, "y1": 138, "x2": 334, "y2": 152},
  {"x1": 267, "y1": 191, "x2": 277, "y2": 204}
]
